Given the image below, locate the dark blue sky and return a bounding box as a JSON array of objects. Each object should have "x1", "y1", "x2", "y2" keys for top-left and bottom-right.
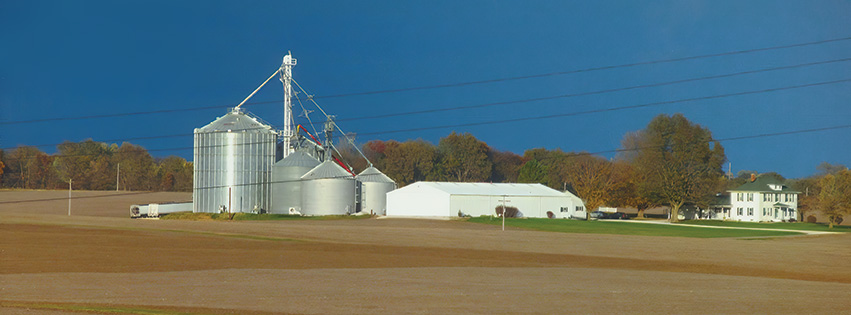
[{"x1": 2, "y1": 1, "x2": 849, "y2": 179}]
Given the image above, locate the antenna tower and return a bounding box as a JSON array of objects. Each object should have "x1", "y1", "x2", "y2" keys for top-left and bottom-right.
[{"x1": 279, "y1": 52, "x2": 297, "y2": 158}]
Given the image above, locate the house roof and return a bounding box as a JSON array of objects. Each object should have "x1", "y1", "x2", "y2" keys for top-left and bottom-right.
[
  {"x1": 712, "y1": 193, "x2": 731, "y2": 206},
  {"x1": 730, "y1": 176, "x2": 800, "y2": 193},
  {"x1": 401, "y1": 181, "x2": 576, "y2": 197}
]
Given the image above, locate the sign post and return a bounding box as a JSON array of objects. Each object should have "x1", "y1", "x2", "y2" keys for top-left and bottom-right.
[
  {"x1": 68, "y1": 178, "x2": 72, "y2": 216},
  {"x1": 501, "y1": 195, "x2": 510, "y2": 231}
]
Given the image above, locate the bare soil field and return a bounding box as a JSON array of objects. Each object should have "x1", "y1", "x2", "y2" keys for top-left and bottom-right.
[{"x1": 1, "y1": 190, "x2": 850, "y2": 314}]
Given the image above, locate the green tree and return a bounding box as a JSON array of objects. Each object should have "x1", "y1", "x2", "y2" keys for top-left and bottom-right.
[
  {"x1": 437, "y1": 132, "x2": 492, "y2": 182},
  {"x1": 115, "y1": 142, "x2": 157, "y2": 191},
  {"x1": 522, "y1": 148, "x2": 571, "y2": 188},
  {"x1": 517, "y1": 159, "x2": 548, "y2": 184},
  {"x1": 157, "y1": 156, "x2": 193, "y2": 191},
  {"x1": 627, "y1": 113, "x2": 726, "y2": 222},
  {"x1": 54, "y1": 139, "x2": 113, "y2": 189},
  {"x1": 89, "y1": 155, "x2": 116, "y2": 190},
  {"x1": 488, "y1": 149, "x2": 524, "y2": 183},
  {"x1": 382, "y1": 140, "x2": 440, "y2": 186}
]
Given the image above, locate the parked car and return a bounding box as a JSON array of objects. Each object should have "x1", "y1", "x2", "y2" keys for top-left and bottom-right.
[
  {"x1": 590, "y1": 211, "x2": 606, "y2": 219},
  {"x1": 602, "y1": 212, "x2": 630, "y2": 220}
]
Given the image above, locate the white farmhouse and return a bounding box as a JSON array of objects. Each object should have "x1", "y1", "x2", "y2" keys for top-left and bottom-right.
[
  {"x1": 716, "y1": 175, "x2": 799, "y2": 222},
  {"x1": 386, "y1": 182, "x2": 586, "y2": 219}
]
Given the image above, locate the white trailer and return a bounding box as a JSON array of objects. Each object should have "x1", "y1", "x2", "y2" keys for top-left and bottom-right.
[{"x1": 130, "y1": 202, "x2": 193, "y2": 218}]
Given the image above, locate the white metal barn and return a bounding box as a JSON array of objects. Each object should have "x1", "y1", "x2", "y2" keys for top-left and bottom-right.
[{"x1": 386, "y1": 182, "x2": 586, "y2": 219}]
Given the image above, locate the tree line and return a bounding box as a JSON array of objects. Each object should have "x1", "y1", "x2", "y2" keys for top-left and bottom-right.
[
  {"x1": 339, "y1": 113, "x2": 847, "y2": 225},
  {"x1": 0, "y1": 140, "x2": 192, "y2": 192},
  {"x1": 3, "y1": 113, "x2": 848, "y2": 226},
  {"x1": 335, "y1": 113, "x2": 727, "y2": 222}
]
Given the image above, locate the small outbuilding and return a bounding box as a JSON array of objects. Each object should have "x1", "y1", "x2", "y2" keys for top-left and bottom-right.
[{"x1": 386, "y1": 182, "x2": 586, "y2": 219}]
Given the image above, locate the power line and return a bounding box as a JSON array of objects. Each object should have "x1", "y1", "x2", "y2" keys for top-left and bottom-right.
[
  {"x1": 5, "y1": 78, "x2": 850, "y2": 153},
  {"x1": 4, "y1": 36, "x2": 850, "y2": 126},
  {"x1": 356, "y1": 78, "x2": 851, "y2": 136},
  {"x1": 333, "y1": 57, "x2": 851, "y2": 123}
]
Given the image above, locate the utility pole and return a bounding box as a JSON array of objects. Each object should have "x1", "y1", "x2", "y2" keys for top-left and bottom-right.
[
  {"x1": 116, "y1": 163, "x2": 120, "y2": 191},
  {"x1": 501, "y1": 195, "x2": 508, "y2": 231},
  {"x1": 68, "y1": 178, "x2": 72, "y2": 216}
]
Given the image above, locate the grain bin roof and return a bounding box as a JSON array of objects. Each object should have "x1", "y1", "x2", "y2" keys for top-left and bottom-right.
[
  {"x1": 274, "y1": 151, "x2": 320, "y2": 168},
  {"x1": 301, "y1": 160, "x2": 353, "y2": 180},
  {"x1": 403, "y1": 182, "x2": 572, "y2": 197},
  {"x1": 196, "y1": 108, "x2": 275, "y2": 133},
  {"x1": 357, "y1": 166, "x2": 395, "y2": 183}
]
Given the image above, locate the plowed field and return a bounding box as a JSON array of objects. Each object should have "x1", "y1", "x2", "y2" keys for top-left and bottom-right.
[{"x1": 1, "y1": 190, "x2": 849, "y2": 314}]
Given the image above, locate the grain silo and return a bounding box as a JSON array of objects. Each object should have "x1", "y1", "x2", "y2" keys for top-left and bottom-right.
[
  {"x1": 270, "y1": 151, "x2": 320, "y2": 214},
  {"x1": 357, "y1": 166, "x2": 396, "y2": 215},
  {"x1": 193, "y1": 108, "x2": 276, "y2": 213},
  {"x1": 300, "y1": 160, "x2": 356, "y2": 215}
]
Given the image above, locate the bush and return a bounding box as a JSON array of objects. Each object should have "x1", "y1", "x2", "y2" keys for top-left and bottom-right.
[{"x1": 495, "y1": 205, "x2": 520, "y2": 218}]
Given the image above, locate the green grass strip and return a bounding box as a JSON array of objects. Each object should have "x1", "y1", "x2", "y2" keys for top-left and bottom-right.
[
  {"x1": 678, "y1": 220, "x2": 850, "y2": 232},
  {"x1": 467, "y1": 217, "x2": 804, "y2": 238}
]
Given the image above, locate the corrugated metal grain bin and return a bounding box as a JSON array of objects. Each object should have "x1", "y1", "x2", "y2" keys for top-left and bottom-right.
[
  {"x1": 193, "y1": 108, "x2": 276, "y2": 213},
  {"x1": 356, "y1": 166, "x2": 396, "y2": 215},
  {"x1": 270, "y1": 151, "x2": 320, "y2": 214},
  {"x1": 300, "y1": 160, "x2": 356, "y2": 215}
]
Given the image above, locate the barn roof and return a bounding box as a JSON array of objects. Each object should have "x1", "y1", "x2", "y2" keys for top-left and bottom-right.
[{"x1": 400, "y1": 181, "x2": 575, "y2": 197}]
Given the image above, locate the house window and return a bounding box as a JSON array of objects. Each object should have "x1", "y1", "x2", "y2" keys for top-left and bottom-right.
[
  {"x1": 748, "y1": 208, "x2": 754, "y2": 216},
  {"x1": 775, "y1": 194, "x2": 780, "y2": 202},
  {"x1": 736, "y1": 193, "x2": 743, "y2": 201},
  {"x1": 560, "y1": 207, "x2": 569, "y2": 213},
  {"x1": 576, "y1": 206, "x2": 584, "y2": 212},
  {"x1": 747, "y1": 193, "x2": 753, "y2": 201},
  {"x1": 763, "y1": 194, "x2": 768, "y2": 202},
  {"x1": 737, "y1": 208, "x2": 743, "y2": 216}
]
